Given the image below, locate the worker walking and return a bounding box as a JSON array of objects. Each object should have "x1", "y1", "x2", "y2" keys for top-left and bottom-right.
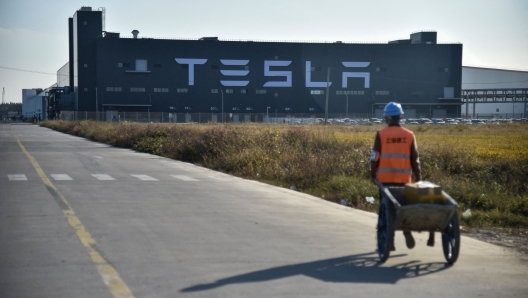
[{"x1": 370, "y1": 102, "x2": 434, "y2": 250}]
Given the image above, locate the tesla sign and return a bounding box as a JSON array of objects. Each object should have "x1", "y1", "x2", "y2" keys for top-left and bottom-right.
[{"x1": 174, "y1": 58, "x2": 370, "y2": 88}]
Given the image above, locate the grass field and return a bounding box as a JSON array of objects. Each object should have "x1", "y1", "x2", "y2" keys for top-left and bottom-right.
[{"x1": 40, "y1": 120, "x2": 528, "y2": 228}]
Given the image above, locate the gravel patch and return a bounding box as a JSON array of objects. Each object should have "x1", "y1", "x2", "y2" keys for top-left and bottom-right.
[{"x1": 462, "y1": 227, "x2": 528, "y2": 255}]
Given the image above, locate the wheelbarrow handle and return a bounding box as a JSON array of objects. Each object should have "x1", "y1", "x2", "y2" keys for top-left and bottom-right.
[{"x1": 373, "y1": 179, "x2": 401, "y2": 208}]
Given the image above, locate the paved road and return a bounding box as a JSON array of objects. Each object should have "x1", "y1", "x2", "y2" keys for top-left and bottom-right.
[{"x1": 1, "y1": 123, "x2": 527, "y2": 298}]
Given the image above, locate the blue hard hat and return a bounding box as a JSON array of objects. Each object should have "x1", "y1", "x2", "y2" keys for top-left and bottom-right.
[{"x1": 383, "y1": 102, "x2": 404, "y2": 117}]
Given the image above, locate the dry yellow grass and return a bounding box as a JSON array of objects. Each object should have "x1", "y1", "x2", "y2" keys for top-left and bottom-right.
[{"x1": 40, "y1": 121, "x2": 528, "y2": 228}]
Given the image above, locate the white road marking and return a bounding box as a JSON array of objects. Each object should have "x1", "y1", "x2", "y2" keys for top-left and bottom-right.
[
  {"x1": 92, "y1": 174, "x2": 116, "y2": 181},
  {"x1": 51, "y1": 174, "x2": 73, "y2": 181},
  {"x1": 171, "y1": 175, "x2": 199, "y2": 181},
  {"x1": 93, "y1": 156, "x2": 103, "y2": 159},
  {"x1": 130, "y1": 174, "x2": 158, "y2": 181},
  {"x1": 8, "y1": 174, "x2": 28, "y2": 181}
]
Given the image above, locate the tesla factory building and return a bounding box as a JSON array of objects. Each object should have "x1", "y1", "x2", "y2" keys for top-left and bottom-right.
[{"x1": 60, "y1": 7, "x2": 463, "y2": 119}]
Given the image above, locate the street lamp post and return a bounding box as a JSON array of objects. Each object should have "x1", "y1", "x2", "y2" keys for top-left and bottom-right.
[
  {"x1": 324, "y1": 67, "x2": 330, "y2": 125},
  {"x1": 95, "y1": 87, "x2": 98, "y2": 121},
  {"x1": 345, "y1": 94, "x2": 349, "y2": 118},
  {"x1": 221, "y1": 90, "x2": 224, "y2": 123},
  {"x1": 267, "y1": 106, "x2": 270, "y2": 123}
]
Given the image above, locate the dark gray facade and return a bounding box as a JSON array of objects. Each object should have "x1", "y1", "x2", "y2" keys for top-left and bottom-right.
[{"x1": 66, "y1": 7, "x2": 463, "y2": 116}]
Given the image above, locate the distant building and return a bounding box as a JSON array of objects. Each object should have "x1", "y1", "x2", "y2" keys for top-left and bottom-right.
[
  {"x1": 51, "y1": 6, "x2": 463, "y2": 120},
  {"x1": 22, "y1": 88, "x2": 46, "y2": 119},
  {"x1": 462, "y1": 66, "x2": 528, "y2": 118}
]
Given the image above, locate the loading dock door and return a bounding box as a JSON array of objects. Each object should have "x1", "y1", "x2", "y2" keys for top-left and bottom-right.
[
  {"x1": 444, "y1": 87, "x2": 454, "y2": 99},
  {"x1": 432, "y1": 109, "x2": 447, "y2": 119},
  {"x1": 106, "y1": 110, "x2": 118, "y2": 121},
  {"x1": 402, "y1": 109, "x2": 416, "y2": 119}
]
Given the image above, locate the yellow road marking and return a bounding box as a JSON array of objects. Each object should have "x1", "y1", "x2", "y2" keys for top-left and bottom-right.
[{"x1": 11, "y1": 127, "x2": 134, "y2": 298}]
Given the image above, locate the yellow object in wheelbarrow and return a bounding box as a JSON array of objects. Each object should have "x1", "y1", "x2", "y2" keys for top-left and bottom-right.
[{"x1": 404, "y1": 181, "x2": 446, "y2": 205}]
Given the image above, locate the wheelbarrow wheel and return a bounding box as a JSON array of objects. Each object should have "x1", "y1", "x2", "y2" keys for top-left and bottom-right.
[
  {"x1": 377, "y1": 197, "x2": 393, "y2": 262},
  {"x1": 442, "y1": 211, "x2": 460, "y2": 264}
]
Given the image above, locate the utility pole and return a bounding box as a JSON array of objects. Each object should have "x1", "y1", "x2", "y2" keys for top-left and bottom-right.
[{"x1": 324, "y1": 67, "x2": 330, "y2": 125}]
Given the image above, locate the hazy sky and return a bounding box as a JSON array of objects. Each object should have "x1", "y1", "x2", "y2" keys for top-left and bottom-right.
[{"x1": 1, "y1": 0, "x2": 527, "y2": 103}]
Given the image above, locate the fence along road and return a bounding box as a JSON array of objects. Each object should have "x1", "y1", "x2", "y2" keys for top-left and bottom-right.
[{"x1": 1, "y1": 123, "x2": 527, "y2": 298}]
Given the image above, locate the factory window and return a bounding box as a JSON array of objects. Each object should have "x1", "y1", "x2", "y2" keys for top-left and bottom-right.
[
  {"x1": 411, "y1": 90, "x2": 426, "y2": 96},
  {"x1": 211, "y1": 89, "x2": 218, "y2": 93},
  {"x1": 130, "y1": 87, "x2": 145, "y2": 92},
  {"x1": 241, "y1": 89, "x2": 248, "y2": 94},
  {"x1": 106, "y1": 87, "x2": 122, "y2": 92},
  {"x1": 177, "y1": 88, "x2": 188, "y2": 93},
  {"x1": 311, "y1": 90, "x2": 324, "y2": 95},
  {"x1": 256, "y1": 89, "x2": 266, "y2": 94},
  {"x1": 135, "y1": 59, "x2": 147, "y2": 71},
  {"x1": 226, "y1": 89, "x2": 233, "y2": 94},
  {"x1": 211, "y1": 65, "x2": 218, "y2": 69},
  {"x1": 375, "y1": 91, "x2": 390, "y2": 95},
  {"x1": 154, "y1": 88, "x2": 169, "y2": 93}
]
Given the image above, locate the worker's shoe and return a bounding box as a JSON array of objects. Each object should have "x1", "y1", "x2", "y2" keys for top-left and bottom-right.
[
  {"x1": 403, "y1": 231, "x2": 415, "y2": 249},
  {"x1": 427, "y1": 232, "x2": 435, "y2": 247}
]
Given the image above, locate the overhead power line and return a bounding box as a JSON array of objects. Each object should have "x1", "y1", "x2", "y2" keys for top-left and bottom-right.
[
  {"x1": 1, "y1": 65, "x2": 527, "y2": 85},
  {"x1": 0, "y1": 65, "x2": 59, "y2": 76}
]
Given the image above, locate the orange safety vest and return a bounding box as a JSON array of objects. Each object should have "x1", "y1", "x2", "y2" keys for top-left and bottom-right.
[{"x1": 377, "y1": 126, "x2": 414, "y2": 184}]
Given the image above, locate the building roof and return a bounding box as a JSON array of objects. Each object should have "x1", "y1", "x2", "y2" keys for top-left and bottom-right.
[{"x1": 463, "y1": 65, "x2": 528, "y2": 74}]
